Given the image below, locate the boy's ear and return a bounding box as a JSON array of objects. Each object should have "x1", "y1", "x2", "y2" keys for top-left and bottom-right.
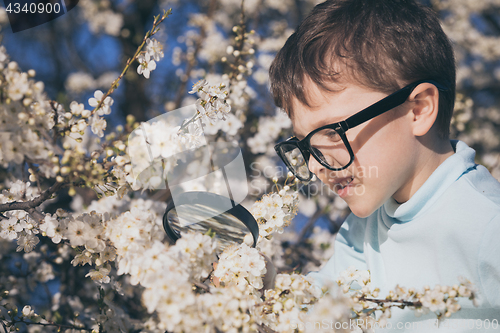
[{"x1": 407, "y1": 83, "x2": 440, "y2": 137}]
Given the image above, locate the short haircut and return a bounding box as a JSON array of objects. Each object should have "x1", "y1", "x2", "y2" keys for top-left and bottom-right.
[{"x1": 269, "y1": 0, "x2": 456, "y2": 139}]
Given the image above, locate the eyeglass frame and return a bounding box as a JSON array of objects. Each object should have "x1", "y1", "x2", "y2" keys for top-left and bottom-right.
[{"x1": 274, "y1": 79, "x2": 449, "y2": 181}]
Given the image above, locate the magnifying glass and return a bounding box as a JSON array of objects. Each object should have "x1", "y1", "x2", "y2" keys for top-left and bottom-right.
[{"x1": 163, "y1": 191, "x2": 259, "y2": 252}]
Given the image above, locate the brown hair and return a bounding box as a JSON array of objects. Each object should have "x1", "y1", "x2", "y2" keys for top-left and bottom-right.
[{"x1": 269, "y1": 0, "x2": 456, "y2": 138}]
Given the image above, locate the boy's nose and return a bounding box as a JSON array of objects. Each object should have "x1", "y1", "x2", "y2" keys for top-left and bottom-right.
[{"x1": 308, "y1": 154, "x2": 325, "y2": 176}]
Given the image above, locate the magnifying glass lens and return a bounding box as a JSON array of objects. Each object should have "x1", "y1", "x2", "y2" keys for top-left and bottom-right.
[{"x1": 164, "y1": 195, "x2": 258, "y2": 252}]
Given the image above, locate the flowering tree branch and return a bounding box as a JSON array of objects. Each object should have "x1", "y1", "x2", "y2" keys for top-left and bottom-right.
[
  {"x1": 0, "y1": 182, "x2": 63, "y2": 222},
  {"x1": 5, "y1": 318, "x2": 92, "y2": 332},
  {"x1": 0, "y1": 10, "x2": 173, "y2": 225},
  {"x1": 90, "y1": 9, "x2": 172, "y2": 117},
  {"x1": 226, "y1": 0, "x2": 250, "y2": 81},
  {"x1": 358, "y1": 296, "x2": 422, "y2": 307},
  {"x1": 172, "y1": 0, "x2": 217, "y2": 110}
]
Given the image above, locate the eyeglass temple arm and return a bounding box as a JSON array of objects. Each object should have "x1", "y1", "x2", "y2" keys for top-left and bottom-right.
[{"x1": 341, "y1": 80, "x2": 448, "y2": 131}]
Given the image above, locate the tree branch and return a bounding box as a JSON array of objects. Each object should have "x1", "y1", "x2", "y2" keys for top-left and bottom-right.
[
  {"x1": 359, "y1": 296, "x2": 422, "y2": 307},
  {"x1": 12, "y1": 318, "x2": 92, "y2": 332},
  {"x1": 0, "y1": 181, "x2": 63, "y2": 222}
]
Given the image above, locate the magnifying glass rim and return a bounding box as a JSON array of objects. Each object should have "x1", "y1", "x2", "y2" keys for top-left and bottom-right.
[{"x1": 163, "y1": 191, "x2": 259, "y2": 248}]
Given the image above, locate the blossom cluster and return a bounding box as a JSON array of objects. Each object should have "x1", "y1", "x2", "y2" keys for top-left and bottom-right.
[
  {"x1": 202, "y1": 111, "x2": 243, "y2": 136},
  {"x1": 247, "y1": 109, "x2": 292, "y2": 155},
  {"x1": 303, "y1": 282, "x2": 355, "y2": 333},
  {"x1": 0, "y1": 48, "x2": 55, "y2": 167},
  {"x1": 259, "y1": 273, "x2": 324, "y2": 332},
  {"x1": 137, "y1": 38, "x2": 165, "y2": 79},
  {"x1": 87, "y1": 89, "x2": 114, "y2": 137},
  {"x1": 0, "y1": 38, "x2": 127, "y2": 205},
  {"x1": 81, "y1": 196, "x2": 271, "y2": 333},
  {"x1": 334, "y1": 266, "x2": 479, "y2": 330},
  {"x1": 214, "y1": 243, "x2": 267, "y2": 291},
  {"x1": 189, "y1": 79, "x2": 232, "y2": 124},
  {"x1": 124, "y1": 118, "x2": 184, "y2": 190},
  {"x1": 250, "y1": 184, "x2": 300, "y2": 239},
  {"x1": 103, "y1": 206, "x2": 264, "y2": 333},
  {"x1": 434, "y1": 0, "x2": 500, "y2": 180},
  {"x1": 44, "y1": 195, "x2": 216, "y2": 331},
  {"x1": 65, "y1": 71, "x2": 118, "y2": 94},
  {"x1": 117, "y1": 76, "x2": 239, "y2": 193},
  {"x1": 0, "y1": 181, "x2": 41, "y2": 252}
]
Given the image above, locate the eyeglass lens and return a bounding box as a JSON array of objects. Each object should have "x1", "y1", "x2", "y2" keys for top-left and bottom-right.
[
  {"x1": 278, "y1": 128, "x2": 351, "y2": 179},
  {"x1": 277, "y1": 143, "x2": 311, "y2": 180},
  {"x1": 308, "y1": 128, "x2": 351, "y2": 168}
]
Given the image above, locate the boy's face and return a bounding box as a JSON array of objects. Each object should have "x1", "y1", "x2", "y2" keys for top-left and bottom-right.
[{"x1": 291, "y1": 77, "x2": 419, "y2": 218}]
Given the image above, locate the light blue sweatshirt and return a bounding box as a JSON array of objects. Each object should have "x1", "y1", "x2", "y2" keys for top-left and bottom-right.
[{"x1": 307, "y1": 140, "x2": 500, "y2": 332}]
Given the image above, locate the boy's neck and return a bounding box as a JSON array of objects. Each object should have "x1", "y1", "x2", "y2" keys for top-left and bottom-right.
[{"x1": 392, "y1": 138, "x2": 454, "y2": 204}]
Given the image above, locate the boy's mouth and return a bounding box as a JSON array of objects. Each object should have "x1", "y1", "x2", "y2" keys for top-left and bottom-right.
[{"x1": 330, "y1": 176, "x2": 354, "y2": 189}]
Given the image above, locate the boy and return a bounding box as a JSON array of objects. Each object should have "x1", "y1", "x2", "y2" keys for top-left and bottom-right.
[{"x1": 269, "y1": 0, "x2": 500, "y2": 331}]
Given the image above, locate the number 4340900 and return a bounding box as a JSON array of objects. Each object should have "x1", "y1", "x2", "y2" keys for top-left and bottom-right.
[{"x1": 5, "y1": 2, "x2": 62, "y2": 14}]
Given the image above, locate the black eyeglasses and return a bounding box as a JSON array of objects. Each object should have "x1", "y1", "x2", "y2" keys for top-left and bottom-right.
[{"x1": 274, "y1": 79, "x2": 448, "y2": 181}]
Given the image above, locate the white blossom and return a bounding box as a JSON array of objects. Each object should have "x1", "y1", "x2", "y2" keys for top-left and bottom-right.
[
  {"x1": 16, "y1": 233, "x2": 39, "y2": 252},
  {"x1": 90, "y1": 114, "x2": 107, "y2": 137},
  {"x1": 421, "y1": 288, "x2": 446, "y2": 312},
  {"x1": 146, "y1": 38, "x2": 165, "y2": 62},
  {"x1": 88, "y1": 90, "x2": 114, "y2": 115},
  {"x1": 137, "y1": 53, "x2": 157, "y2": 79},
  {"x1": 0, "y1": 217, "x2": 22, "y2": 240}
]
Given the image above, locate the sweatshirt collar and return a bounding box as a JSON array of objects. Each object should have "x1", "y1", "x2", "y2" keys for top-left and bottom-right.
[{"x1": 383, "y1": 140, "x2": 476, "y2": 222}]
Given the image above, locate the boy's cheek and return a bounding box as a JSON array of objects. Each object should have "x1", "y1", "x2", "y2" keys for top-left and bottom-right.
[{"x1": 312, "y1": 162, "x2": 391, "y2": 217}]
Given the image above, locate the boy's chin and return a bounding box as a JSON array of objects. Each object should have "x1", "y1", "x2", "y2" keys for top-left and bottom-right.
[{"x1": 347, "y1": 202, "x2": 379, "y2": 219}]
